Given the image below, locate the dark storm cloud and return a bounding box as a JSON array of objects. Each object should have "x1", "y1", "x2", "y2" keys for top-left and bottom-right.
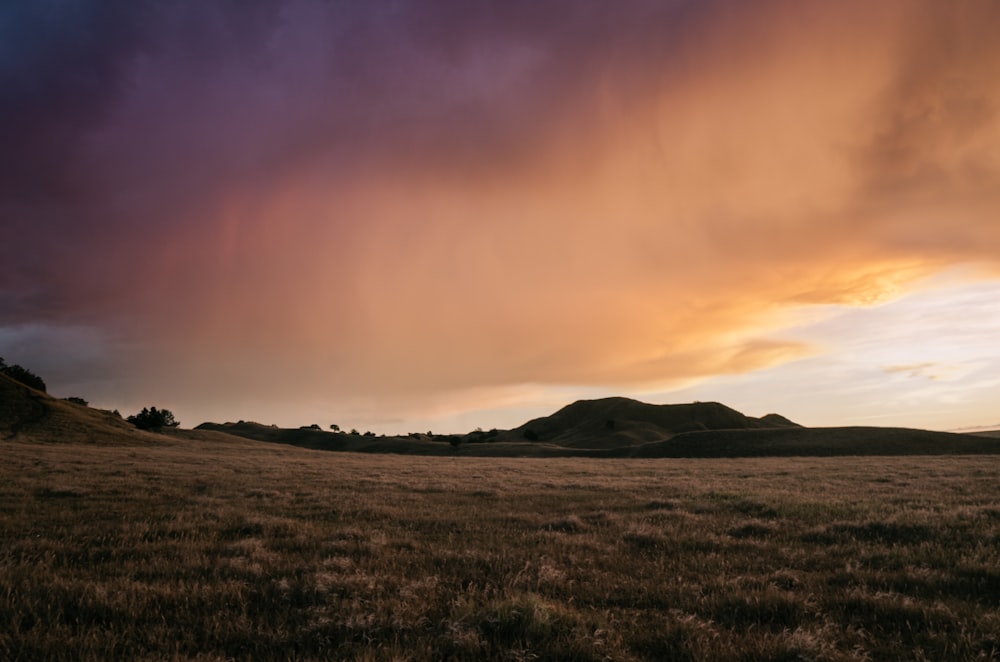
[
  {"x1": 0, "y1": 0, "x2": 703, "y2": 200},
  {"x1": 4, "y1": 1, "x2": 999, "y2": 431},
  {"x1": 0, "y1": 0, "x2": 146, "y2": 200},
  {"x1": 0, "y1": 0, "x2": 288, "y2": 325},
  {"x1": 2, "y1": 0, "x2": 710, "y2": 326}
]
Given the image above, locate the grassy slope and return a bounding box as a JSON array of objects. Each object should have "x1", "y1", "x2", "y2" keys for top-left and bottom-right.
[
  {"x1": 1, "y1": 373, "x2": 148, "y2": 445},
  {"x1": 627, "y1": 426, "x2": 1000, "y2": 457},
  {"x1": 3, "y1": 439, "x2": 1000, "y2": 660},
  {"x1": 200, "y1": 418, "x2": 1000, "y2": 458}
]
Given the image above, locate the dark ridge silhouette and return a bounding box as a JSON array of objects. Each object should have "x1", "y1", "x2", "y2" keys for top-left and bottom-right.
[
  {"x1": 758, "y1": 413, "x2": 802, "y2": 428},
  {"x1": 6, "y1": 376, "x2": 999, "y2": 457},
  {"x1": 199, "y1": 397, "x2": 1000, "y2": 458},
  {"x1": 503, "y1": 397, "x2": 798, "y2": 449}
]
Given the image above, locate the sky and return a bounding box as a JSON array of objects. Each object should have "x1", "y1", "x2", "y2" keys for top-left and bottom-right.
[{"x1": 2, "y1": 1, "x2": 1000, "y2": 434}]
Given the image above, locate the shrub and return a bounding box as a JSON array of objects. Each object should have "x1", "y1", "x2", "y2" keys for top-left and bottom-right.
[
  {"x1": 127, "y1": 406, "x2": 179, "y2": 430},
  {"x1": 1, "y1": 362, "x2": 47, "y2": 392},
  {"x1": 64, "y1": 397, "x2": 89, "y2": 406}
]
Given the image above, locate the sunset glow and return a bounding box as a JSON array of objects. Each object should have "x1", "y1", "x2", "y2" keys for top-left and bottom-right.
[{"x1": 3, "y1": 1, "x2": 999, "y2": 432}]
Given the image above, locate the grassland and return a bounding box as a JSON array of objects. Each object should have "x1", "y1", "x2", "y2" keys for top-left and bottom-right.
[{"x1": 3, "y1": 437, "x2": 1000, "y2": 660}]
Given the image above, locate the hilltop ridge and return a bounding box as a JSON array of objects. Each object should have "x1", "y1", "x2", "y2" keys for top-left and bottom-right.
[
  {"x1": 5, "y1": 373, "x2": 999, "y2": 457},
  {"x1": 506, "y1": 397, "x2": 801, "y2": 449}
]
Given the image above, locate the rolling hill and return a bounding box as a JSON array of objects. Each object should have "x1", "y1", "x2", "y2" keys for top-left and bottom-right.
[
  {"x1": 0, "y1": 372, "x2": 244, "y2": 447},
  {"x1": 502, "y1": 397, "x2": 800, "y2": 449},
  {"x1": 6, "y1": 373, "x2": 999, "y2": 457},
  {"x1": 200, "y1": 396, "x2": 1000, "y2": 457},
  {"x1": 1, "y1": 372, "x2": 145, "y2": 444}
]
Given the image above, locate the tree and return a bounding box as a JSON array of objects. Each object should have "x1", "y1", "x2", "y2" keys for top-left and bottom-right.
[
  {"x1": 65, "y1": 396, "x2": 89, "y2": 406},
  {"x1": 2, "y1": 363, "x2": 47, "y2": 392},
  {"x1": 127, "y1": 406, "x2": 179, "y2": 430},
  {"x1": 330, "y1": 424, "x2": 340, "y2": 432}
]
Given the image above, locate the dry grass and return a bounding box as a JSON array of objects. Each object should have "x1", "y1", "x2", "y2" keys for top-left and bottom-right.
[{"x1": 2, "y1": 438, "x2": 1000, "y2": 660}]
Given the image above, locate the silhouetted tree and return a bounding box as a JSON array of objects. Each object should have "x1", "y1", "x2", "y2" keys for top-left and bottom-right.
[
  {"x1": 65, "y1": 397, "x2": 89, "y2": 406},
  {"x1": 2, "y1": 363, "x2": 47, "y2": 392},
  {"x1": 127, "y1": 406, "x2": 179, "y2": 430},
  {"x1": 330, "y1": 424, "x2": 341, "y2": 432}
]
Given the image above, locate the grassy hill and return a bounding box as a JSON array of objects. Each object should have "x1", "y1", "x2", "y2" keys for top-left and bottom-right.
[
  {"x1": 1, "y1": 373, "x2": 252, "y2": 448},
  {"x1": 6, "y1": 373, "x2": 999, "y2": 457},
  {"x1": 500, "y1": 397, "x2": 796, "y2": 449},
  {"x1": 199, "y1": 397, "x2": 1000, "y2": 457},
  {"x1": 0, "y1": 373, "x2": 148, "y2": 445}
]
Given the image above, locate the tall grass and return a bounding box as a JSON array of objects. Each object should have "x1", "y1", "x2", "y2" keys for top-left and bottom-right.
[{"x1": 2, "y1": 439, "x2": 999, "y2": 660}]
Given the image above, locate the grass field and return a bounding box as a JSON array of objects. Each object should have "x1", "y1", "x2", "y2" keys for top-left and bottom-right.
[{"x1": 2, "y1": 437, "x2": 1000, "y2": 660}]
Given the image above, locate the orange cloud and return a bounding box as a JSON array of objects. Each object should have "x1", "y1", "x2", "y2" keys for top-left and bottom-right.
[{"x1": 62, "y1": 1, "x2": 1000, "y2": 427}]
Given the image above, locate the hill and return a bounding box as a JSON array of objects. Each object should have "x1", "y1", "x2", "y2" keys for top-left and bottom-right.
[
  {"x1": 504, "y1": 397, "x2": 799, "y2": 449},
  {"x1": 201, "y1": 397, "x2": 1000, "y2": 457},
  {"x1": 193, "y1": 421, "x2": 580, "y2": 457},
  {"x1": 6, "y1": 376, "x2": 999, "y2": 457},
  {"x1": 0, "y1": 372, "x2": 143, "y2": 444},
  {"x1": 0, "y1": 372, "x2": 245, "y2": 447}
]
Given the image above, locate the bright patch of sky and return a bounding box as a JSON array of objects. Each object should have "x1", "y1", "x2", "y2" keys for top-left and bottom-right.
[{"x1": 659, "y1": 273, "x2": 1000, "y2": 431}]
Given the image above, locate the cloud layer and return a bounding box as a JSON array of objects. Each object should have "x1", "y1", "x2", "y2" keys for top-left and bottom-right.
[{"x1": 3, "y1": 1, "x2": 999, "y2": 428}]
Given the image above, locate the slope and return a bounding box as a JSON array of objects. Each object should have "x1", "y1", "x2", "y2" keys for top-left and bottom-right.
[
  {"x1": 0, "y1": 372, "x2": 238, "y2": 446},
  {"x1": 625, "y1": 426, "x2": 1000, "y2": 458}
]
